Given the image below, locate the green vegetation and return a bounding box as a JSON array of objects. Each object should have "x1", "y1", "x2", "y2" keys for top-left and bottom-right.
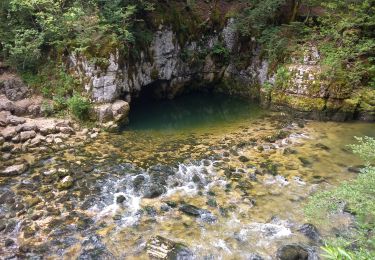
[
  {"x1": 237, "y1": 0, "x2": 375, "y2": 88},
  {"x1": 305, "y1": 136, "x2": 375, "y2": 259},
  {"x1": 67, "y1": 94, "x2": 91, "y2": 120}
]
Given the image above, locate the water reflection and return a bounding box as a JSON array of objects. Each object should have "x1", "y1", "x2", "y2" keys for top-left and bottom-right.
[{"x1": 126, "y1": 92, "x2": 264, "y2": 131}]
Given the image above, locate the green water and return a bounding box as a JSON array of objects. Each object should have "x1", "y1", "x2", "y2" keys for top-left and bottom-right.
[{"x1": 126, "y1": 92, "x2": 264, "y2": 132}]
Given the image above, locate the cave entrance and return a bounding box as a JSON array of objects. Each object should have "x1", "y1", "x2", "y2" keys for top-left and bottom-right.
[{"x1": 125, "y1": 81, "x2": 264, "y2": 132}]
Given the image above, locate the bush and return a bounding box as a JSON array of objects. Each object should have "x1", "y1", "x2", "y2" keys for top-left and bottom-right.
[
  {"x1": 211, "y1": 42, "x2": 230, "y2": 64},
  {"x1": 305, "y1": 136, "x2": 375, "y2": 259},
  {"x1": 67, "y1": 94, "x2": 91, "y2": 120}
]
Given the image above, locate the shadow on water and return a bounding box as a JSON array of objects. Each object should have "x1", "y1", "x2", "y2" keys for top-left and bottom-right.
[{"x1": 123, "y1": 92, "x2": 264, "y2": 132}]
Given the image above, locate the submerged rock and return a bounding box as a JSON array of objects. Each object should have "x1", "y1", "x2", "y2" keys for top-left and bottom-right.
[
  {"x1": 298, "y1": 224, "x2": 321, "y2": 243},
  {"x1": 347, "y1": 165, "x2": 364, "y2": 173},
  {"x1": 57, "y1": 176, "x2": 74, "y2": 190},
  {"x1": 276, "y1": 244, "x2": 318, "y2": 260},
  {"x1": 142, "y1": 184, "x2": 166, "y2": 198},
  {"x1": 179, "y1": 204, "x2": 216, "y2": 223},
  {"x1": 179, "y1": 204, "x2": 202, "y2": 217},
  {"x1": 146, "y1": 236, "x2": 193, "y2": 260},
  {"x1": 115, "y1": 195, "x2": 126, "y2": 204},
  {"x1": 315, "y1": 143, "x2": 330, "y2": 151},
  {"x1": 239, "y1": 156, "x2": 250, "y2": 163}
]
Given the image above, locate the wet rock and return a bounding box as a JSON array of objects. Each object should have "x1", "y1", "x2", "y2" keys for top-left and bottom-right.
[
  {"x1": 206, "y1": 198, "x2": 217, "y2": 208},
  {"x1": 347, "y1": 165, "x2": 364, "y2": 173},
  {"x1": 160, "y1": 204, "x2": 170, "y2": 212},
  {"x1": 24, "y1": 196, "x2": 42, "y2": 209},
  {"x1": 276, "y1": 244, "x2": 317, "y2": 260},
  {"x1": 22, "y1": 225, "x2": 37, "y2": 238},
  {"x1": 248, "y1": 254, "x2": 264, "y2": 260},
  {"x1": 77, "y1": 217, "x2": 94, "y2": 230},
  {"x1": 179, "y1": 204, "x2": 202, "y2": 217},
  {"x1": 78, "y1": 247, "x2": 115, "y2": 260},
  {"x1": 283, "y1": 147, "x2": 298, "y2": 155},
  {"x1": 178, "y1": 204, "x2": 216, "y2": 223},
  {"x1": 57, "y1": 176, "x2": 74, "y2": 190},
  {"x1": 0, "y1": 190, "x2": 15, "y2": 204},
  {"x1": 298, "y1": 224, "x2": 321, "y2": 242},
  {"x1": 315, "y1": 143, "x2": 330, "y2": 151},
  {"x1": 192, "y1": 174, "x2": 201, "y2": 183},
  {"x1": 147, "y1": 236, "x2": 194, "y2": 260},
  {"x1": 0, "y1": 221, "x2": 5, "y2": 232},
  {"x1": 4, "y1": 220, "x2": 17, "y2": 233},
  {"x1": 239, "y1": 156, "x2": 250, "y2": 163},
  {"x1": 116, "y1": 195, "x2": 126, "y2": 204},
  {"x1": 264, "y1": 130, "x2": 290, "y2": 143},
  {"x1": 166, "y1": 201, "x2": 178, "y2": 208},
  {"x1": 143, "y1": 183, "x2": 166, "y2": 198},
  {"x1": 260, "y1": 161, "x2": 278, "y2": 176},
  {"x1": 299, "y1": 157, "x2": 312, "y2": 167},
  {"x1": 133, "y1": 175, "x2": 146, "y2": 190},
  {"x1": 1, "y1": 163, "x2": 28, "y2": 176},
  {"x1": 5, "y1": 238, "x2": 15, "y2": 247},
  {"x1": 54, "y1": 137, "x2": 63, "y2": 144},
  {"x1": 20, "y1": 130, "x2": 36, "y2": 141}
]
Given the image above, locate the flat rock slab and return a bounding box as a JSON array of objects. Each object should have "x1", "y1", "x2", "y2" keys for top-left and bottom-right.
[{"x1": 1, "y1": 164, "x2": 28, "y2": 176}]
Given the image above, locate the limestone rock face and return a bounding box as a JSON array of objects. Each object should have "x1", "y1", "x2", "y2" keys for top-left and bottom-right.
[
  {"x1": 267, "y1": 44, "x2": 375, "y2": 121},
  {"x1": 70, "y1": 21, "x2": 264, "y2": 103}
]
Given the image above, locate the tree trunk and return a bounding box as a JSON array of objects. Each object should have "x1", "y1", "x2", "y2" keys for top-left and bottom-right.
[{"x1": 290, "y1": 0, "x2": 302, "y2": 22}]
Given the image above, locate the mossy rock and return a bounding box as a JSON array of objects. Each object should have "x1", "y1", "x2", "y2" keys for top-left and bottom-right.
[{"x1": 271, "y1": 92, "x2": 326, "y2": 112}]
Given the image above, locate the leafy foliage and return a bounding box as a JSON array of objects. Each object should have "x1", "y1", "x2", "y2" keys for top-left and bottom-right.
[
  {"x1": 321, "y1": 245, "x2": 355, "y2": 260},
  {"x1": 349, "y1": 136, "x2": 375, "y2": 165},
  {"x1": 236, "y1": 0, "x2": 375, "y2": 88},
  {"x1": 67, "y1": 94, "x2": 91, "y2": 120},
  {"x1": 305, "y1": 136, "x2": 375, "y2": 258},
  {"x1": 0, "y1": 0, "x2": 154, "y2": 70}
]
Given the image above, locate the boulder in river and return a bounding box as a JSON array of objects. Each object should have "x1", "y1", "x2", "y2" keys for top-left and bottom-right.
[
  {"x1": 298, "y1": 223, "x2": 321, "y2": 243},
  {"x1": 179, "y1": 204, "x2": 216, "y2": 223},
  {"x1": 142, "y1": 183, "x2": 166, "y2": 198},
  {"x1": 147, "y1": 236, "x2": 194, "y2": 260},
  {"x1": 276, "y1": 244, "x2": 318, "y2": 260},
  {"x1": 57, "y1": 176, "x2": 74, "y2": 190},
  {"x1": 179, "y1": 204, "x2": 202, "y2": 217}
]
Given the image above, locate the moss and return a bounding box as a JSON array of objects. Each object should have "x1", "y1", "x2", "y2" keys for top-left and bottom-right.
[
  {"x1": 217, "y1": 78, "x2": 259, "y2": 99},
  {"x1": 271, "y1": 92, "x2": 326, "y2": 112},
  {"x1": 151, "y1": 67, "x2": 159, "y2": 81},
  {"x1": 359, "y1": 88, "x2": 375, "y2": 112}
]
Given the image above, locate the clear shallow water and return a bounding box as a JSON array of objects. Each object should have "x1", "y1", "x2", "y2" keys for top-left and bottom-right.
[
  {"x1": 0, "y1": 93, "x2": 374, "y2": 259},
  {"x1": 126, "y1": 92, "x2": 264, "y2": 132}
]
